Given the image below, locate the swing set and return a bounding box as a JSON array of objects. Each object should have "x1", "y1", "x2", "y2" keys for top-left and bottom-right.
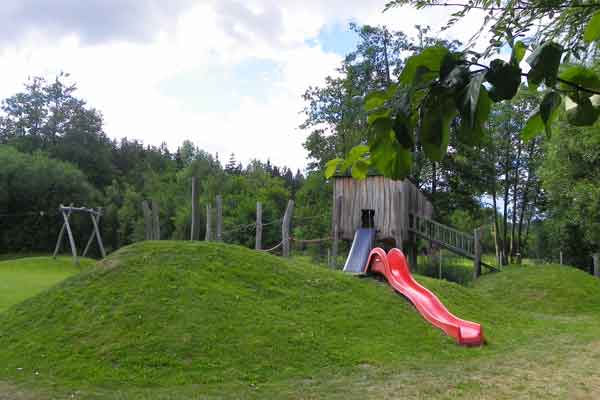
[{"x1": 52, "y1": 204, "x2": 106, "y2": 265}]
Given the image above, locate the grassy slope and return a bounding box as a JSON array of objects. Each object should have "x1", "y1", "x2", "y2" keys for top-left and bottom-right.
[
  {"x1": 0, "y1": 243, "x2": 599, "y2": 399},
  {"x1": 0, "y1": 256, "x2": 94, "y2": 312}
]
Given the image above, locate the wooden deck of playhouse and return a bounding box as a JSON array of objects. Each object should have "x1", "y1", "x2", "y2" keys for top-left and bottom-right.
[{"x1": 331, "y1": 175, "x2": 496, "y2": 276}]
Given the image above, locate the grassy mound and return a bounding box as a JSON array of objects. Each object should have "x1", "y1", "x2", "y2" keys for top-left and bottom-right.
[
  {"x1": 474, "y1": 264, "x2": 600, "y2": 315},
  {"x1": 1, "y1": 242, "x2": 599, "y2": 398},
  {"x1": 0, "y1": 256, "x2": 93, "y2": 312}
]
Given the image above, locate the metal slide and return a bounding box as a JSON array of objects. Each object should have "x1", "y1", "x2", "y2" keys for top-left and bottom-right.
[
  {"x1": 366, "y1": 247, "x2": 484, "y2": 346},
  {"x1": 343, "y1": 228, "x2": 376, "y2": 274}
]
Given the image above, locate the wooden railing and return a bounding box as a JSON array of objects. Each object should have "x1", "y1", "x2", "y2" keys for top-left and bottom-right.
[{"x1": 408, "y1": 213, "x2": 498, "y2": 273}]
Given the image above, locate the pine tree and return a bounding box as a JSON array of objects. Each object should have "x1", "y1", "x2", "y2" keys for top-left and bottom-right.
[{"x1": 225, "y1": 152, "x2": 237, "y2": 174}]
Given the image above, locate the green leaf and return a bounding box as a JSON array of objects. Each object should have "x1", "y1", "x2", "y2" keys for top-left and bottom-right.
[
  {"x1": 392, "y1": 114, "x2": 414, "y2": 149},
  {"x1": 364, "y1": 85, "x2": 397, "y2": 111},
  {"x1": 458, "y1": 82, "x2": 491, "y2": 145},
  {"x1": 559, "y1": 65, "x2": 600, "y2": 101},
  {"x1": 485, "y1": 59, "x2": 522, "y2": 102},
  {"x1": 419, "y1": 86, "x2": 457, "y2": 161},
  {"x1": 521, "y1": 110, "x2": 544, "y2": 142},
  {"x1": 369, "y1": 129, "x2": 412, "y2": 180},
  {"x1": 400, "y1": 46, "x2": 450, "y2": 86},
  {"x1": 511, "y1": 41, "x2": 527, "y2": 64},
  {"x1": 367, "y1": 108, "x2": 391, "y2": 124},
  {"x1": 584, "y1": 11, "x2": 600, "y2": 42},
  {"x1": 539, "y1": 91, "x2": 561, "y2": 136},
  {"x1": 324, "y1": 158, "x2": 343, "y2": 178},
  {"x1": 526, "y1": 41, "x2": 563, "y2": 87},
  {"x1": 351, "y1": 158, "x2": 370, "y2": 180},
  {"x1": 342, "y1": 144, "x2": 369, "y2": 171},
  {"x1": 462, "y1": 73, "x2": 486, "y2": 128},
  {"x1": 440, "y1": 52, "x2": 463, "y2": 81},
  {"x1": 347, "y1": 145, "x2": 369, "y2": 162},
  {"x1": 388, "y1": 145, "x2": 412, "y2": 180},
  {"x1": 364, "y1": 90, "x2": 387, "y2": 111},
  {"x1": 566, "y1": 97, "x2": 600, "y2": 126},
  {"x1": 371, "y1": 117, "x2": 393, "y2": 136}
]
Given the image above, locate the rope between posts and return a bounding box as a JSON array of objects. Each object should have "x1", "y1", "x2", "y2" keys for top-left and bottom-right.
[
  {"x1": 261, "y1": 241, "x2": 283, "y2": 252},
  {"x1": 0, "y1": 211, "x2": 56, "y2": 218},
  {"x1": 291, "y1": 237, "x2": 332, "y2": 244}
]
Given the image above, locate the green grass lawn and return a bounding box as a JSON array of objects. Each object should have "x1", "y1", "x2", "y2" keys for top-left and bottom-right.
[
  {"x1": 0, "y1": 256, "x2": 94, "y2": 313},
  {"x1": 1, "y1": 242, "x2": 600, "y2": 399}
]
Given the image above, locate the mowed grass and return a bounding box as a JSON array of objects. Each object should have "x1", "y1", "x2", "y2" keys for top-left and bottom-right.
[
  {"x1": 0, "y1": 256, "x2": 94, "y2": 312},
  {"x1": 0, "y1": 243, "x2": 599, "y2": 399}
]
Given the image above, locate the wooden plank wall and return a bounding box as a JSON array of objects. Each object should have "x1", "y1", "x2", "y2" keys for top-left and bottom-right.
[{"x1": 333, "y1": 177, "x2": 433, "y2": 241}]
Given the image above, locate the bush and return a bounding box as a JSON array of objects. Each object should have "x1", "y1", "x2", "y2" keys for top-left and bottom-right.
[
  {"x1": 0, "y1": 147, "x2": 98, "y2": 252},
  {"x1": 414, "y1": 253, "x2": 474, "y2": 285}
]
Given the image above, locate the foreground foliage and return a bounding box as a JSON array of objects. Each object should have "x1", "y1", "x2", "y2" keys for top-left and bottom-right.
[{"x1": 327, "y1": 1, "x2": 600, "y2": 180}]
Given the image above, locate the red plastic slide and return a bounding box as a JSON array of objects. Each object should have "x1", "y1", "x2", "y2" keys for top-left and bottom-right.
[{"x1": 366, "y1": 247, "x2": 484, "y2": 346}]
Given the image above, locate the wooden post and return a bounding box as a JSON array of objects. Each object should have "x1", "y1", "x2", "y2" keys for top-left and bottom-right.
[
  {"x1": 560, "y1": 251, "x2": 563, "y2": 265},
  {"x1": 439, "y1": 248, "x2": 443, "y2": 280},
  {"x1": 152, "y1": 199, "x2": 160, "y2": 240},
  {"x1": 282, "y1": 200, "x2": 294, "y2": 257},
  {"x1": 255, "y1": 202, "x2": 262, "y2": 250},
  {"x1": 61, "y1": 208, "x2": 79, "y2": 266},
  {"x1": 331, "y1": 195, "x2": 342, "y2": 268},
  {"x1": 83, "y1": 208, "x2": 106, "y2": 258},
  {"x1": 142, "y1": 200, "x2": 152, "y2": 240},
  {"x1": 82, "y1": 214, "x2": 97, "y2": 257},
  {"x1": 89, "y1": 208, "x2": 106, "y2": 258},
  {"x1": 53, "y1": 205, "x2": 73, "y2": 258},
  {"x1": 205, "y1": 204, "x2": 212, "y2": 241},
  {"x1": 190, "y1": 176, "x2": 200, "y2": 241},
  {"x1": 216, "y1": 195, "x2": 223, "y2": 242},
  {"x1": 473, "y1": 227, "x2": 482, "y2": 279},
  {"x1": 593, "y1": 253, "x2": 599, "y2": 277},
  {"x1": 393, "y1": 190, "x2": 403, "y2": 249}
]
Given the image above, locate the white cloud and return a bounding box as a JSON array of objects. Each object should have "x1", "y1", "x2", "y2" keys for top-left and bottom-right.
[{"x1": 0, "y1": 0, "x2": 482, "y2": 171}]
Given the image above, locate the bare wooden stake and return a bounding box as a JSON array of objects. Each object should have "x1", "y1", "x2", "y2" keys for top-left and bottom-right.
[
  {"x1": 142, "y1": 200, "x2": 153, "y2": 241},
  {"x1": 282, "y1": 200, "x2": 294, "y2": 257},
  {"x1": 152, "y1": 199, "x2": 160, "y2": 240},
  {"x1": 255, "y1": 202, "x2": 262, "y2": 250},
  {"x1": 593, "y1": 253, "x2": 599, "y2": 278},
  {"x1": 205, "y1": 204, "x2": 212, "y2": 241},
  {"x1": 190, "y1": 176, "x2": 200, "y2": 241},
  {"x1": 560, "y1": 251, "x2": 563, "y2": 265},
  {"x1": 216, "y1": 195, "x2": 223, "y2": 242}
]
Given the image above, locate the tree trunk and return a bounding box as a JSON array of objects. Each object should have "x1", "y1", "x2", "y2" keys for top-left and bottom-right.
[
  {"x1": 509, "y1": 140, "x2": 523, "y2": 261},
  {"x1": 516, "y1": 141, "x2": 536, "y2": 258},
  {"x1": 501, "y1": 137, "x2": 511, "y2": 266},
  {"x1": 492, "y1": 180, "x2": 502, "y2": 267},
  {"x1": 383, "y1": 29, "x2": 391, "y2": 85},
  {"x1": 432, "y1": 161, "x2": 437, "y2": 198}
]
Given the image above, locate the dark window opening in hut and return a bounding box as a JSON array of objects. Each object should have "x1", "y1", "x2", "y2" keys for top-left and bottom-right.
[{"x1": 361, "y1": 209, "x2": 375, "y2": 228}]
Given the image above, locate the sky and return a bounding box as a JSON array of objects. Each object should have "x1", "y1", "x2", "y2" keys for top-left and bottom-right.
[{"x1": 0, "y1": 0, "x2": 487, "y2": 171}]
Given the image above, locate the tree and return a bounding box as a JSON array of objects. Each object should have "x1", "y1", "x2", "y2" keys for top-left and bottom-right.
[
  {"x1": 0, "y1": 74, "x2": 114, "y2": 188},
  {"x1": 0, "y1": 146, "x2": 98, "y2": 251},
  {"x1": 326, "y1": 1, "x2": 600, "y2": 180},
  {"x1": 481, "y1": 89, "x2": 543, "y2": 264},
  {"x1": 539, "y1": 114, "x2": 600, "y2": 264}
]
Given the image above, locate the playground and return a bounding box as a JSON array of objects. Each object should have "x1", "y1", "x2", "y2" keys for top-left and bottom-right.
[
  {"x1": 1, "y1": 175, "x2": 600, "y2": 398},
  {"x1": 1, "y1": 242, "x2": 600, "y2": 399},
  {"x1": 3, "y1": 2, "x2": 600, "y2": 397}
]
